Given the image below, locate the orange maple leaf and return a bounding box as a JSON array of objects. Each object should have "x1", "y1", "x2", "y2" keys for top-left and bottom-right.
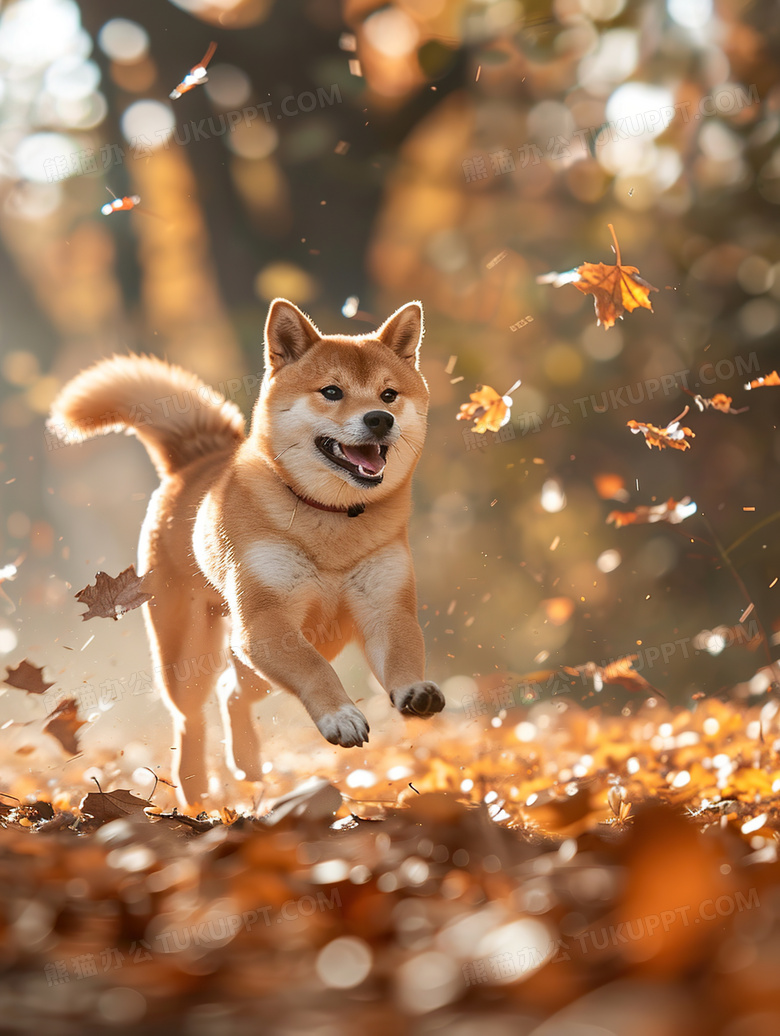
[
  {"x1": 627, "y1": 406, "x2": 695, "y2": 451},
  {"x1": 538, "y1": 224, "x2": 658, "y2": 329},
  {"x1": 457, "y1": 378, "x2": 521, "y2": 434},
  {"x1": 683, "y1": 389, "x2": 748, "y2": 414},
  {"x1": 562, "y1": 655, "x2": 662, "y2": 698},
  {"x1": 607, "y1": 496, "x2": 697, "y2": 528},
  {"x1": 745, "y1": 369, "x2": 780, "y2": 390}
]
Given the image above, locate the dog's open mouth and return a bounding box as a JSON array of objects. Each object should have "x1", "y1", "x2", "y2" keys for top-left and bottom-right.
[{"x1": 316, "y1": 437, "x2": 388, "y2": 484}]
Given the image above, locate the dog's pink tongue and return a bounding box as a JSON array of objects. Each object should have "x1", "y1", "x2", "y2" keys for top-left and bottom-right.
[{"x1": 341, "y1": 443, "x2": 385, "y2": 474}]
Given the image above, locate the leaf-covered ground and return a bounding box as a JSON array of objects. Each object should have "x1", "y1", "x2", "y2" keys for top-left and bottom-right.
[{"x1": 2, "y1": 697, "x2": 779, "y2": 1035}]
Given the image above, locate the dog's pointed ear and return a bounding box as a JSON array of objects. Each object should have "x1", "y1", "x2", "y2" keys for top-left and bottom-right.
[
  {"x1": 376, "y1": 301, "x2": 424, "y2": 366},
  {"x1": 265, "y1": 299, "x2": 321, "y2": 372}
]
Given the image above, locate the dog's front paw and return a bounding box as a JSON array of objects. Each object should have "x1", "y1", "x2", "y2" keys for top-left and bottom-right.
[
  {"x1": 316, "y1": 704, "x2": 370, "y2": 748},
  {"x1": 391, "y1": 681, "x2": 445, "y2": 718}
]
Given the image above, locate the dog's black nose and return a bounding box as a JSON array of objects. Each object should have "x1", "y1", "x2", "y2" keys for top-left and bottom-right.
[{"x1": 363, "y1": 410, "x2": 394, "y2": 437}]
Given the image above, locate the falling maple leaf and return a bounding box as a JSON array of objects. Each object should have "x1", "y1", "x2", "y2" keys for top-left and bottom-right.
[
  {"x1": 44, "y1": 697, "x2": 86, "y2": 755},
  {"x1": 537, "y1": 224, "x2": 658, "y2": 329},
  {"x1": 75, "y1": 566, "x2": 153, "y2": 622},
  {"x1": 683, "y1": 389, "x2": 748, "y2": 414},
  {"x1": 627, "y1": 406, "x2": 695, "y2": 451},
  {"x1": 562, "y1": 656, "x2": 662, "y2": 698},
  {"x1": 745, "y1": 369, "x2": 780, "y2": 390},
  {"x1": 456, "y1": 378, "x2": 522, "y2": 434},
  {"x1": 607, "y1": 496, "x2": 697, "y2": 528},
  {"x1": 3, "y1": 659, "x2": 54, "y2": 695}
]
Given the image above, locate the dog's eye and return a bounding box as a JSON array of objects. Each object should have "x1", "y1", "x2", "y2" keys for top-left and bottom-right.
[
  {"x1": 380, "y1": 388, "x2": 398, "y2": 404},
  {"x1": 320, "y1": 385, "x2": 343, "y2": 400}
]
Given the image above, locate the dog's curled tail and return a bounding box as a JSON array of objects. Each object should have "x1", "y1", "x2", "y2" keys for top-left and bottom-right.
[{"x1": 49, "y1": 354, "x2": 246, "y2": 477}]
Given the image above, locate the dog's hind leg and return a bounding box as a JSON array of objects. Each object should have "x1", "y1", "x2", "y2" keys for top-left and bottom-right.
[
  {"x1": 217, "y1": 656, "x2": 268, "y2": 783},
  {"x1": 144, "y1": 595, "x2": 228, "y2": 807}
]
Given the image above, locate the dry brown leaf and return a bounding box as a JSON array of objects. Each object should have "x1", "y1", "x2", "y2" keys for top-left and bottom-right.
[
  {"x1": 43, "y1": 697, "x2": 86, "y2": 755},
  {"x1": 266, "y1": 778, "x2": 343, "y2": 824},
  {"x1": 75, "y1": 565, "x2": 153, "y2": 622},
  {"x1": 80, "y1": 788, "x2": 152, "y2": 824},
  {"x1": 3, "y1": 659, "x2": 54, "y2": 695}
]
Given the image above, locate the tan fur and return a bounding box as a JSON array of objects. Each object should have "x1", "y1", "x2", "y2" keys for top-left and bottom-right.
[
  {"x1": 49, "y1": 353, "x2": 245, "y2": 478},
  {"x1": 50, "y1": 299, "x2": 443, "y2": 805}
]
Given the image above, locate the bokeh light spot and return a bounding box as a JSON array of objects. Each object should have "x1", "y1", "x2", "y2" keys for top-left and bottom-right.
[
  {"x1": 98, "y1": 18, "x2": 149, "y2": 63},
  {"x1": 364, "y1": 7, "x2": 419, "y2": 58},
  {"x1": 226, "y1": 121, "x2": 277, "y2": 160},
  {"x1": 0, "y1": 0, "x2": 82, "y2": 69},
  {"x1": 543, "y1": 342, "x2": 584, "y2": 384},
  {"x1": 14, "y1": 132, "x2": 79, "y2": 182},
  {"x1": 582, "y1": 322, "x2": 624, "y2": 361},
  {"x1": 597, "y1": 549, "x2": 622, "y2": 573},
  {"x1": 316, "y1": 937, "x2": 372, "y2": 989},
  {"x1": 120, "y1": 99, "x2": 174, "y2": 148},
  {"x1": 44, "y1": 56, "x2": 100, "y2": 100},
  {"x1": 0, "y1": 629, "x2": 19, "y2": 654},
  {"x1": 541, "y1": 480, "x2": 567, "y2": 513},
  {"x1": 668, "y1": 0, "x2": 712, "y2": 29},
  {"x1": 255, "y1": 262, "x2": 317, "y2": 303},
  {"x1": 204, "y1": 63, "x2": 252, "y2": 108}
]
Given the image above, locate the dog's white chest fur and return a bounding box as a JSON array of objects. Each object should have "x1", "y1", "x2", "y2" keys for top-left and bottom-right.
[{"x1": 241, "y1": 540, "x2": 319, "y2": 595}]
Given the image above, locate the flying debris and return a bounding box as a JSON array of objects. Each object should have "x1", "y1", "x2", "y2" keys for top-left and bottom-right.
[
  {"x1": 169, "y1": 41, "x2": 217, "y2": 100},
  {"x1": 101, "y1": 194, "x2": 141, "y2": 216}
]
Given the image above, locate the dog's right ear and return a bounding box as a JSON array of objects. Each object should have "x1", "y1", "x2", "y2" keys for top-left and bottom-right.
[{"x1": 264, "y1": 299, "x2": 321, "y2": 372}]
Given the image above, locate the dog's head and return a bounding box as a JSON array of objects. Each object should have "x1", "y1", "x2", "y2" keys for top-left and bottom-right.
[{"x1": 254, "y1": 298, "x2": 429, "y2": 509}]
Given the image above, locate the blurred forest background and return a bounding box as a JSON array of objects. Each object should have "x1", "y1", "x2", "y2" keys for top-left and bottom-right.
[{"x1": 0, "y1": 0, "x2": 779, "y2": 777}]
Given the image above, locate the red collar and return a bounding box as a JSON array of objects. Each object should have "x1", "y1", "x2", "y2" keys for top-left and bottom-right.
[{"x1": 286, "y1": 485, "x2": 365, "y2": 518}]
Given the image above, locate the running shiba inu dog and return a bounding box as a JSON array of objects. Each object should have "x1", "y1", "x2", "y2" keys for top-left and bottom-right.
[{"x1": 50, "y1": 299, "x2": 443, "y2": 805}]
